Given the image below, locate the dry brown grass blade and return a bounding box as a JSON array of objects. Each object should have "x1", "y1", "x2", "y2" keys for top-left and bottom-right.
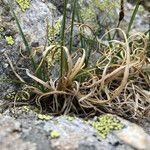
[
  {"x1": 26, "y1": 69, "x2": 52, "y2": 90},
  {"x1": 67, "y1": 48, "x2": 86, "y2": 82},
  {"x1": 4, "y1": 52, "x2": 25, "y2": 83}
]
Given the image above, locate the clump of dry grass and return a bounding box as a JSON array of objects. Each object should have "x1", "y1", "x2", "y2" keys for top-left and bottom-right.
[
  {"x1": 2, "y1": 0, "x2": 149, "y2": 120},
  {"x1": 3, "y1": 28, "x2": 149, "y2": 120}
]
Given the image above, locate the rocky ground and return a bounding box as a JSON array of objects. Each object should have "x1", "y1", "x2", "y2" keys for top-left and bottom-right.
[
  {"x1": 0, "y1": 108, "x2": 150, "y2": 150},
  {"x1": 0, "y1": 0, "x2": 150, "y2": 150}
]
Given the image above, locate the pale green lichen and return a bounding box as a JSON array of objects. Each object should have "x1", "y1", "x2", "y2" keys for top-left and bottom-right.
[
  {"x1": 22, "y1": 106, "x2": 30, "y2": 113},
  {"x1": 5, "y1": 36, "x2": 14, "y2": 45},
  {"x1": 46, "y1": 19, "x2": 61, "y2": 68},
  {"x1": 93, "y1": 0, "x2": 118, "y2": 12},
  {"x1": 48, "y1": 19, "x2": 61, "y2": 44},
  {"x1": 64, "y1": 115, "x2": 75, "y2": 121},
  {"x1": 80, "y1": 5, "x2": 96, "y2": 23},
  {"x1": 5, "y1": 91, "x2": 16, "y2": 100},
  {"x1": 90, "y1": 115, "x2": 124, "y2": 139},
  {"x1": 47, "y1": 3, "x2": 57, "y2": 11},
  {"x1": 16, "y1": 0, "x2": 30, "y2": 12},
  {"x1": 0, "y1": 27, "x2": 4, "y2": 32},
  {"x1": 5, "y1": 90, "x2": 29, "y2": 101},
  {"x1": 80, "y1": 0, "x2": 119, "y2": 30},
  {"x1": 37, "y1": 114, "x2": 53, "y2": 120},
  {"x1": 50, "y1": 130, "x2": 60, "y2": 139},
  {"x1": 9, "y1": 105, "x2": 30, "y2": 115}
]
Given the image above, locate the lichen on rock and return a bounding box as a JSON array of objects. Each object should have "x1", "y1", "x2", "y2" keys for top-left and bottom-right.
[
  {"x1": 5, "y1": 35, "x2": 14, "y2": 45},
  {"x1": 48, "y1": 18, "x2": 61, "y2": 44},
  {"x1": 90, "y1": 115, "x2": 124, "y2": 139},
  {"x1": 50, "y1": 130, "x2": 60, "y2": 139},
  {"x1": 37, "y1": 114, "x2": 53, "y2": 120},
  {"x1": 79, "y1": 0, "x2": 119, "y2": 30},
  {"x1": 16, "y1": 0, "x2": 30, "y2": 12}
]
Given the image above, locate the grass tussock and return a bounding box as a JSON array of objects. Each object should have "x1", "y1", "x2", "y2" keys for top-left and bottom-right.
[
  {"x1": 1, "y1": 0, "x2": 150, "y2": 120},
  {"x1": 4, "y1": 28, "x2": 150, "y2": 120}
]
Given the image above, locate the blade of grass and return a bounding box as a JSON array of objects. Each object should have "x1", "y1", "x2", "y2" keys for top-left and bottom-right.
[
  {"x1": 127, "y1": 0, "x2": 141, "y2": 37},
  {"x1": 60, "y1": 0, "x2": 68, "y2": 76},
  {"x1": 8, "y1": 2, "x2": 36, "y2": 71},
  {"x1": 76, "y1": 2, "x2": 85, "y2": 48},
  {"x1": 8, "y1": 1, "x2": 45, "y2": 91},
  {"x1": 69, "y1": 0, "x2": 77, "y2": 53},
  {"x1": 0, "y1": 79, "x2": 26, "y2": 85}
]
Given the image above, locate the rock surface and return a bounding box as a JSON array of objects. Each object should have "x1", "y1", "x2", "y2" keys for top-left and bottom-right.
[
  {"x1": 0, "y1": 1, "x2": 150, "y2": 150},
  {"x1": 0, "y1": 110, "x2": 150, "y2": 150},
  {"x1": 0, "y1": 0, "x2": 61, "y2": 98}
]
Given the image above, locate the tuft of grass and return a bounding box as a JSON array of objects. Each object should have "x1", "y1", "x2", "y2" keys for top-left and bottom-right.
[{"x1": 1, "y1": 0, "x2": 149, "y2": 121}]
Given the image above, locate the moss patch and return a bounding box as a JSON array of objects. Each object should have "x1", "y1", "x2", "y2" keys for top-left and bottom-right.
[{"x1": 16, "y1": 0, "x2": 30, "y2": 12}]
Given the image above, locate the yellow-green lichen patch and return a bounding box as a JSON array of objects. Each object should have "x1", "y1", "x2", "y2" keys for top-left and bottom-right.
[
  {"x1": 4, "y1": 91, "x2": 16, "y2": 100},
  {"x1": 90, "y1": 115, "x2": 124, "y2": 139},
  {"x1": 5, "y1": 90, "x2": 30, "y2": 101},
  {"x1": 22, "y1": 106, "x2": 30, "y2": 113},
  {"x1": 50, "y1": 130, "x2": 60, "y2": 139},
  {"x1": 46, "y1": 19, "x2": 61, "y2": 68},
  {"x1": 5, "y1": 36, "x2": 14, "y2": 45},
  {"x1": 9, "y1": 106, "x2": 30, "y2": 115},
  {"x1": 0, "y1": 27, "x2": 4, "y2": 32},
  {"x1": 48, "y1": 19, "x2": 61, "y2": 44},
  {"x1": 37, "y1": 114, "x2": 53, "y2": 120},
  {"x1": 64, "y1": 115, "x2": 75, "y2": 121},
  {"x1": 16, "y1": 0, "x2": 30, "y2": 12},
  {"x1": 80, "y1": 0, "x2": 119, "y2": 30}
]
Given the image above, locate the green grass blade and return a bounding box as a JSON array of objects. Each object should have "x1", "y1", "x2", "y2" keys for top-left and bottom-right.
[
  {"x1": 60, "y1": 0, "x2": 68, "y2": 76},
  {"x1": 8, "y1": 1, "x2": 45, "y2": 91},
  {"x1": 127, "y1": 0, "x2": 141, "y2": 37},
  {"x1": 69, "y1": 0, "x2": 77, "y2": 53},
  {"x1": 0, "y1": 79, "x2": 26, "y2": 85},
  {"x1": 76, "y1": 2, "x2": 85, "y2": 49},
  {"x1": 8, "y1": 3, "x2": 37, "y2": 71}
]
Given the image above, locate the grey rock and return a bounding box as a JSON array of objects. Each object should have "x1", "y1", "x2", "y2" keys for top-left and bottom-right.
[
  {"x1": 22, "y1": 128, "x2": 52, "y2": 150},
  {"x1": 0, "y1": 0, "x2": 61, "y2": 99},
  {"x1": 127, "y1": 0, "x2": 150, "y2": 11},
  {"x1": 0, "y1": 115, "x2": 37, "y2": 150},
  {"x1": 0, "y1": 109, "x2": 150, "y2": 150},
  {"x1": 112, "y1": 115, "x2": 150, "y2": 150},
  {"x1": 14, "y1": 0, "x2": 61, "y2": 45}
]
